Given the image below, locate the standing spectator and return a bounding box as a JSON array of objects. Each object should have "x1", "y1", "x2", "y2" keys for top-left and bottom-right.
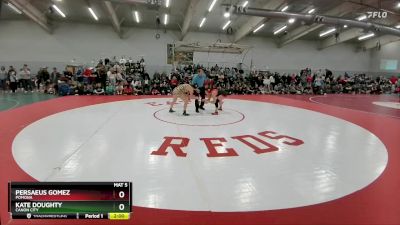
[
  {"x1": 64, "y1": 67, "x2": 73, "y2": 80},
  {"x1": 50, "y1": 67, "x2": 61, "y2": 93},
  {"x1": 37, "y1": 67, "x2": 50, "y2": 92},
  {"x1": 42, "y1": 67, "x2": 50, "y2": 92},
  {"x1": 0, "y1": 66, "x2": 7, "y2": 92},
  {"x1": 96, "y1": 62, "x2": 107, "y2": 89},
  {"x1": 269, "y1": 74, "x2": 275, "y2": 91},
  {"x1": 20, "y1": 64, "x2": 32, "y2": 93},
  {"x1": 313, "y1": 76, "x2": 322, "y2": 94},
  {"x1": 263, "y1": 75, "x2": 271, "y2": 94},
  {"x1": 50, "y1": 67, "x2": 60, "y2": 84},
  {"x1": 107, "y1": 68, "x2": 116, "y2": 87},
  {"x1": 8, "y1": 66, "x2": 18, "y2": 93}
]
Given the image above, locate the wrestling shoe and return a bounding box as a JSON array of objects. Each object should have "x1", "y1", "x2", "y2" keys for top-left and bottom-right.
[
  {"x1": 212, "y1": 112, "x2": 218, "y2": 115},
  {"x1": 183, "y1": 112, "x2": 190, "y2": 116},
  {"x1": 199, "y1": 106, "x2": 205, "y2": 110},
  {"x1": 218, "y1": 107, "x2": 222, "y2": 111},
  {"x1": 169, "y1": 109, "x2": 175, "y2": 113}
]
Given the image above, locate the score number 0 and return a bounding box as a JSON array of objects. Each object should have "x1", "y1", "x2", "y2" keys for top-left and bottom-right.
[{"x1": 118, "y1": 191, "x2": 125, "y2": 210}]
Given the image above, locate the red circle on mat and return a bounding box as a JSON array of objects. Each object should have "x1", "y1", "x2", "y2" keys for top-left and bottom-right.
[
  {"x1": 0, "y1": 95, "x2": 399, "y2": 225},
  {"x1": 153, "y1": 107, "x2": 245, "y2": 126}
]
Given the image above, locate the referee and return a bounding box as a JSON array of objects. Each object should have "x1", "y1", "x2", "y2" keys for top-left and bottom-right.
[{"x1": 191, "y1": 68, "x2": 206, "y2": 113}]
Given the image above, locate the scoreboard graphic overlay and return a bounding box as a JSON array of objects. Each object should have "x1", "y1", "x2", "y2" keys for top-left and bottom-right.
[{"x1": 8, "y1": 182, "x2": 132, "y2": 220}]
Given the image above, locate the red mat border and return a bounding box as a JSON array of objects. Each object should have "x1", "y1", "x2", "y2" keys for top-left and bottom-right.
[{"x1": 0, "y1": 95, "x2": 399, "y2": 225}]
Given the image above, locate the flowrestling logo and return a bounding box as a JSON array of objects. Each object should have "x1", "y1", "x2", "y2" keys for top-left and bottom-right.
[{"x1": 366, "y1": 11, "x2": 388, "y2": 19}]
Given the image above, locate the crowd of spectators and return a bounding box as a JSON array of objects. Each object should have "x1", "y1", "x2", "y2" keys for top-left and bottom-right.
[{"x1": 1, "y1": 58, "x2": 399, "y2": 96}]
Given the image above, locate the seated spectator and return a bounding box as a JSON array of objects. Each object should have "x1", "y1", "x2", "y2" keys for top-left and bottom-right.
[
  {"x1": 170, "y1": 75, "x2": 178, "y2": 90},
  {"x1": 83, "y1": 68, "x2": 92, "y2": 83},
  {"x1": 159, "y1": 80, "x2": 169, "y2": 95},
  {"x1": 295, "y1": 84, "x2": 304, "y2": 94},
  {"x1": 76, "y1": 67, "x2": 83, "y2": 82},
  {"x1": 389, "y1": 75, "x2": 398, "y2": 85},
  {"x1": 289, "y1": 84, "x2": 297, "y2": 94},
  {"x1": 93, "y1": 83, "x2": 105, "y2": 95},
  {"x1": 76, "y1": 83, "x2": 84, "y2": 95},
  {"x1": 303, "y1": 86, "x2": 312, "y2": 94},
  {"x1": 105, "y1": 81, "x2": 115, "y2": 95},
  {"x1": 90, "y1": 71, "x2": 98, "y2": 84},
  {"x1": 123, "y1": 85, "x2": 133, "y2": 95},
  {"x1": 84, "y1": 84, "x2": 93, "y2": 95},
  {"x1": 5, "y1": 60, "x2": 398, "y2": 97},
  {"x1": 58, "y1": 81, "x2": 70, "y2": 96},
  {"x1": 47, "y1": 84, "x2": 56, "y2": 95},
  {"x1": 143, "y1": 73, "x2": 151, "y2": 94},
  {"x1": 344, "y1": 83, "x2": 352, "y2": 93},
  {"x1": 151, "y1": 84, "x2": 160, "y2": 95},
  {"x1": 116, "y1": 81, "x2": 123, "y2": 95},
  {"x1": 132, "y1": 79, "x2": 142, "y2": 95},
  {"x1": 69, "y1": 80, "x2": 78, "y2": 95}
]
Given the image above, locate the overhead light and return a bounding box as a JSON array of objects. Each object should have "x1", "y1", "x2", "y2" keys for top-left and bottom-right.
[
  {"x1": 319, "y1": 28, "x2": 336, "y2": 37},
  {"x1": 253, "y1": 24, "x2": 265, "y2": 33},
  {"x1": 308, "y1": 8, "x2": 315, "y2": 14},
  {"x1": 288, "y1": 18, "x2": 295, "y2": 24},
  {"x1": 88, "y1": 7, "x2": 98, "y2": 21},
  {"x1": 242, "y1": 1, "x2": 249, "y2": 7},
  {"x1": 164, "y1": 14, "x2": 168, "y2": 25},
  {"x1": 358, "y1": 32, "x2": 375, "y2": 40},
  {"x1": 7, "y1": 2, "x2": 22, "y2": 14},
  {"x1": 357, "y1": 14, "x2": 367, "y2": 21},
  {"x1": 281, "y1": 5, "x2": 289, "y2": 12},
  {"x1": 134, "y1": 11, "x2": 140, "y2": 23},
  {"x1": 166, "y1": 0, "x2": 170, "y2": 8},
  {"x1": 199, "y1": 17, "x2": 206, "y2": 27},
  {"x1": 396, "y1": 2, "x2": 400, "y2": 8},
  {"x1": 208, "y1": 0, "x2": 218, "y2": 12},
  {"x1": 396, "y1": 24, "x2": 400, "y2": 29},
  {"x1": 343, "y1": 24, "x2": 348, "y2": 28},
  {"x1": 224, "y1": 12, "x2": 230, "y2": 18},
  {"x1": 273, "y1": 25, "x2": 287, "y2": 35},
  {"x1": 222, "y1": 20, "x2": 231, "y2": 30},
  {"x1": 52, "y1": 4, "x2": 66, "y2": 18}
]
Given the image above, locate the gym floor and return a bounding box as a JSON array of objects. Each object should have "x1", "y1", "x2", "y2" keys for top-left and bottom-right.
[
  {"x1": 0, "y1": 94, "x2": 399, "y2": 225},
  {"x1": 0, "y1": 92, "x2": 57, "y2": 111}
]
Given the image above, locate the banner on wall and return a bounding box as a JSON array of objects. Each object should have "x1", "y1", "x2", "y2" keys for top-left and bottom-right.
[
  {"x1": 380, "y1": 59, "x2": 398, "y2": 71},
  {"x1": 167, "y1": 44, "x2": 193, "y2": 65}
]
